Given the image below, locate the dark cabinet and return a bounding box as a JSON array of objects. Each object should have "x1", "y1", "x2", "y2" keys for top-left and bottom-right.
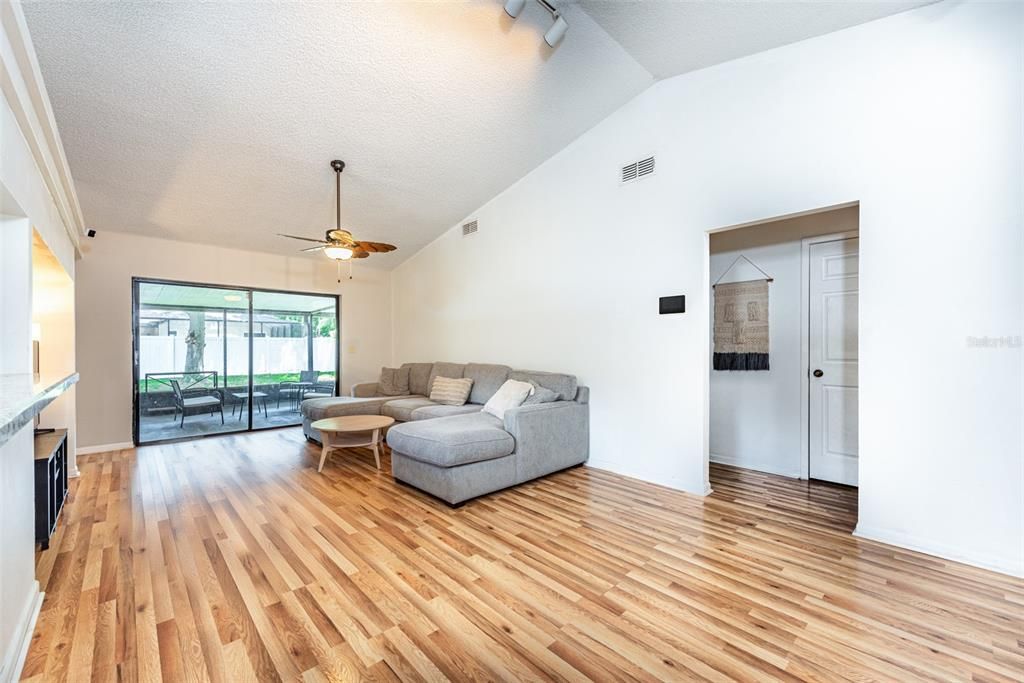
[{"x1": 34, "y1": 429, "x2": 69, "y2": 550}]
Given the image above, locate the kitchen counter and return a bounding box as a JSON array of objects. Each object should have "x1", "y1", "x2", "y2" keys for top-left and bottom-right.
[{"x1": 0, "y1": 373, "x2": 79, "y2": 448}]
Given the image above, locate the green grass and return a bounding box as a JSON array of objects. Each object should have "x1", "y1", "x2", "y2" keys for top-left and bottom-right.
[{"x1": 140, "y1": 372, "x2": 336, "y2": 392}]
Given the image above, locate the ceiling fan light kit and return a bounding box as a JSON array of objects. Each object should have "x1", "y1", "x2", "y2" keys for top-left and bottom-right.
[
  {"x1": 323, "y1": 245, "x2": 353, "y2": 260},
  {"x1": 504, "y1": 0, "x2": 568, "y2": 47},
  {"x1": 278, "y1": 159, "x2": 397, "y2": 281}
]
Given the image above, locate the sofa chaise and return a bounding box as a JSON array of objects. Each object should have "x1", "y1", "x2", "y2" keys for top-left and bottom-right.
[{"x1": 300, "y1": 362, "x2": 589, "y2": 504}]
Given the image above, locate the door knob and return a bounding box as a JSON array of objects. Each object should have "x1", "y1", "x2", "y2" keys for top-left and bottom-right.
[{"x1": 813, "y1": 369, "x2": 824, "y2": 378}]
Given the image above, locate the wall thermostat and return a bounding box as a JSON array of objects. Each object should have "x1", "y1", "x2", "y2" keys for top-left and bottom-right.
[{"x1": 659, "y1": 295, "x2": 685, "y2": 314}]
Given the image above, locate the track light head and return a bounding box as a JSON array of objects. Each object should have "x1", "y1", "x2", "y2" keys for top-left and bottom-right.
[
  {"x1": 504, "y1": 0, "x2": 526, "y2": 18},
  {"x1": 544, "y1": 13, "x2": 568, "y2": 47},
  {"x1": 503, "y1": 0, "x2": 568, "y2": 47}
]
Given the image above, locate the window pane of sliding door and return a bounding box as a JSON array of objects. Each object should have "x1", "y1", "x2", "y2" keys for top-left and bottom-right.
[
  {"x1": 135, "y1": 280, "x2": 250, "y2": 444},
  {"x1": 250, "y1": 291, "x2": 338, "y2": 429}
]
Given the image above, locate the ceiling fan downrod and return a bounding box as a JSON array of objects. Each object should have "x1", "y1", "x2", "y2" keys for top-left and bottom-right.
[{"x1": 331, "y1": 159, "x2": 345, "y2": 230}]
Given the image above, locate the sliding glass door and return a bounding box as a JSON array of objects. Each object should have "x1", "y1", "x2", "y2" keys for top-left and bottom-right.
[
  {"x1": 250, "y1": 290, "x2": 338, "y2": 429},
  {"x1": 132, "y1": 278, "x2": 339, "y2": 445}
]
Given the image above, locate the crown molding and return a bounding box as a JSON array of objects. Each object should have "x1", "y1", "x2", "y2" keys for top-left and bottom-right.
[{"x1": 0, "y1": 0, "x2": 84, "y2": 254}]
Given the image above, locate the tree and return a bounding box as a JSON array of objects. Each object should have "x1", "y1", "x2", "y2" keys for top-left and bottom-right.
[
  {"x1": 315, "y1": 315, "x2": 337, "y2": 337},
  {"x1": 184, "y1": 311, "x2": 206, "y2": 374}
]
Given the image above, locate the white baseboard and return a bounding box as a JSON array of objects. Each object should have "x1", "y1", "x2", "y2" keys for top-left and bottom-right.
[
  {"x1": 709, "y1": 452, "x2": 801, "y2": 479},
  {"x1": 584, "y1": 459, "x2": 710, "y2": 496},
  {"x1": 77, "y1": 441, "x2": 134, "y2": 456},
  {"x1": 854, "y1": 524, "x2": 1024, "y2": 579},
  {"x1": 0, "y1": 582, "x2": 42, "y2": 683}
]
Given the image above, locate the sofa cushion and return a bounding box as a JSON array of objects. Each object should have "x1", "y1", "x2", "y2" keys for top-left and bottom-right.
[
  {"x1": 402, "y1": 363, "x2": 434, "y2": 396},
  {"x1": 463, "y1": 363, "x2": 510, "y2": 405},
  {"x1": 428, "y1": 362, "x2": 466, "y2": 394},
  {"x1": 382, "y1": 397, "x2": 438, "y2": 422},
  {"x1": 509, "y1": 370, "x2": 577, "y2": 401},
  {"x1": 391, "y1": 452, "x2": 516, "y2": 505},
  {"x1": 301, "y1": 396, "x2": 385, "y2": 422},
  {"x1": 410, "y1": 404, "x2": 483, "y2": 421},
  {"x1": 378, "y1": 366, "x2": 410, "y2": 396},
  {"x1": 386, "y1": 413, "x2": 514, "y2": 467}
]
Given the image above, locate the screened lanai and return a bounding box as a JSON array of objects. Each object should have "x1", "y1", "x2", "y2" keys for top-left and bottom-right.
[{"x1": 133, "y1": 279, "x2": 339, "y2": 444}]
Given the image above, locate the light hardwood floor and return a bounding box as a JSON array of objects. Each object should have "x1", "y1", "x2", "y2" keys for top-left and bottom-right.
[{"x1": 23, "y1": 429, "x2": 1024, "y2": 682}]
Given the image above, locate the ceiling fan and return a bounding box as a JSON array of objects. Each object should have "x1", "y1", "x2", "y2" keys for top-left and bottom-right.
[{"x1": 278, "y1": 160, "x2": 397, "y2": 274}]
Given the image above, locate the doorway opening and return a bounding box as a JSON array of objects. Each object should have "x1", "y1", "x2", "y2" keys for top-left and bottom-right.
[
  {"x1": 131, "y1": 277, "x2": 340, "y2": 446},
  {"x1": 705, "y1": 203, "x2": 860, "y2": 525}
]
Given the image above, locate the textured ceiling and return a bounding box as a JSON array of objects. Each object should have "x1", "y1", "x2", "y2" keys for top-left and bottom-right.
[
  {"x1": 576, "y1": 0, "x2": 937, "y2": 80},
  {"x1": 22, "y1": 0, "x2": 651, "y2": 269},
  {"x1": 24, "y1": 0, "x2": 932, "y2": 269}
]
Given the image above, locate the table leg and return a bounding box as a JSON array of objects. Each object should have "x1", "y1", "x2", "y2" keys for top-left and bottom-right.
[
  {"x1": 371, "y1": 428, "x2": 381, "y2": 470},
  {"x1": 318, "y1": 432, "x2": 332, "y2": 472}
]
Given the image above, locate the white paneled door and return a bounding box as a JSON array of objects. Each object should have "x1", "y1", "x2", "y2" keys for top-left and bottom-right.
[{"x1": 808, "y1": 238, "x2": 859, "y2": 486}]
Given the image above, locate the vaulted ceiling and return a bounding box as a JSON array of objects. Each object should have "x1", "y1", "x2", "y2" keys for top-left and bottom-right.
[
  {"x1": 23, "y1": 0, "x2": 931, "y2": 268},
  {"x1": 577, "y1": 1, "x2": 934, "y2": 80}
]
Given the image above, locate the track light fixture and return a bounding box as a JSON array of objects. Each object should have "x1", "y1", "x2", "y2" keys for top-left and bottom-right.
[
  {"x1": 503, "y1": 0, "x2": 568, "y2": 48},
  {"x1": 503, "y1": 0, "x2": 526, "y2": 19},
  {"x1": 543, "y1": 13, "x2": 568, "y2": 47}
]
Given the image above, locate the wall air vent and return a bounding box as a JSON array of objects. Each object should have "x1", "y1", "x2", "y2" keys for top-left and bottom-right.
[
  {"x1": 621, "y1": 155, "x2": 655, "y2": 184},
  {"x1": 621, "y1": 162, "x2": 638, "y2": 183},
  {"x1": 637, "y1": 155, "x2": 655, "y2": 177},
  {"x1": 462, "y1": 219, "x2": 479, "y2": 236}
]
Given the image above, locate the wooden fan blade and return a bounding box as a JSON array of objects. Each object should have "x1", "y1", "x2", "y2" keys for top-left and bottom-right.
[
  {"x1": 300, "y1": 245, "x2": 325, "y2": 252},
  {"x1": 278, "y1": 233, "x2": 328, "y2": 244},
  {"x1": 351, "y1": 249, "x2": 369, "y2": 259},
  {"x1": 355, "y1": 241, "x2": 397, "y2": 253}
]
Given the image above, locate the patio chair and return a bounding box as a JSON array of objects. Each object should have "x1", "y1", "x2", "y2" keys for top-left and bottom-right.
[
  {"x1": 278, "y1": 370, "x2": 318, "y2": 410},
  {"x1": 170, "y1": 379, "x2": 224, "y2": 428},
  {"x1": 301, "y1": 374, "x2": 337, "y2": 400}
]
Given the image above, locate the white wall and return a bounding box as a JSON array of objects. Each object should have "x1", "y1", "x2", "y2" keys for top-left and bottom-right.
[
  {"x1": 0, "y1": 2, "x2": 82, "y2": 677},
  {"x1": 74, "y1": 231, "x2": 392, "y2": 449},
  {"x1": 709, "y1": 207, "x2": 857, "y2": 478},
  {"x1": 0, "y1": 216, "x2": 32, "y2": 373},
  {"x1": 392, "y1": 1, "x2": 1023, "y2": 576},
  {"x1": 0, "y1": 217, "x2": 37, "y2": 683}
]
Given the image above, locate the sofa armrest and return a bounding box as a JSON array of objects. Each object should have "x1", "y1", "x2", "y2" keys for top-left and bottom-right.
[
  {"x1": 351, "y1": 382, "x2": 379, "y2": 398},
  {"x1": 503, "y1": 401, "x2": 589, "y2": 482}
]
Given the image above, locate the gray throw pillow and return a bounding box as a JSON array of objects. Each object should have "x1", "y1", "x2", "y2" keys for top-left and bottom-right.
[
  {"x1": 378, "y1": 366, "x2": 410, "y2": 396},
  {"x1": 522, "y1": 380, "x2": 560, "y2": 405}
]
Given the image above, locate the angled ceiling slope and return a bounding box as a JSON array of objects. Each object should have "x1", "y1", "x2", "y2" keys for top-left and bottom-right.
[
  {"x1": 21, "y1": 1, "x2": 652, "y2": 269},
  {"x1": 576, "y1": 0, "x2": 938, "y2": 80},
  {"x1": 24, "y1": 0, "x2": 934, "y2": 268}
]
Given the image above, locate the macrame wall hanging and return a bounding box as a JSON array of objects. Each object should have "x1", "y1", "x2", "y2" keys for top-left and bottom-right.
[{"x1": 712, "y1": 255, "x2": 773, "y2": 371}]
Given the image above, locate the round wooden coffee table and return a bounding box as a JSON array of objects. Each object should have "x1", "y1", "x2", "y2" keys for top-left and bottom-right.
[{"x1": 310, "y1": 415, "x2": 395, "y2": 472}]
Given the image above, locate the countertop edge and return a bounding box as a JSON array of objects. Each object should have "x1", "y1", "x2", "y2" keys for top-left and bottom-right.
[{"x1": 0, "y1": 372, "x2": 80, "y2": 449}]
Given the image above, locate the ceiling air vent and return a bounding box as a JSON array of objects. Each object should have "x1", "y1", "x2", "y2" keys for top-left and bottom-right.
[
  {"x1": 621, "y1": 155, "x2": 656, "y2": 185},
  {"x1": 462, "y1": 219, "x2": 479, "y2": 237}
]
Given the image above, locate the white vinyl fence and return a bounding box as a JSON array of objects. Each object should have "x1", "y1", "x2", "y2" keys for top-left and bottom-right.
[{"x1": 140, "y1": 337, "x2": 336, "y2": 379}]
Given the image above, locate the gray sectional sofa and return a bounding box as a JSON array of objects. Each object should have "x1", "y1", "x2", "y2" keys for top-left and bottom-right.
[{"x1": 300, "y1": 362, "x2": 589, "y2": 504}]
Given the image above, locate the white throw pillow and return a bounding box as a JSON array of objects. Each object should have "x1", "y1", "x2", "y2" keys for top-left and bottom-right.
[{"x1": 482, "y1": 379, "x2": 534, "y2": 419}]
